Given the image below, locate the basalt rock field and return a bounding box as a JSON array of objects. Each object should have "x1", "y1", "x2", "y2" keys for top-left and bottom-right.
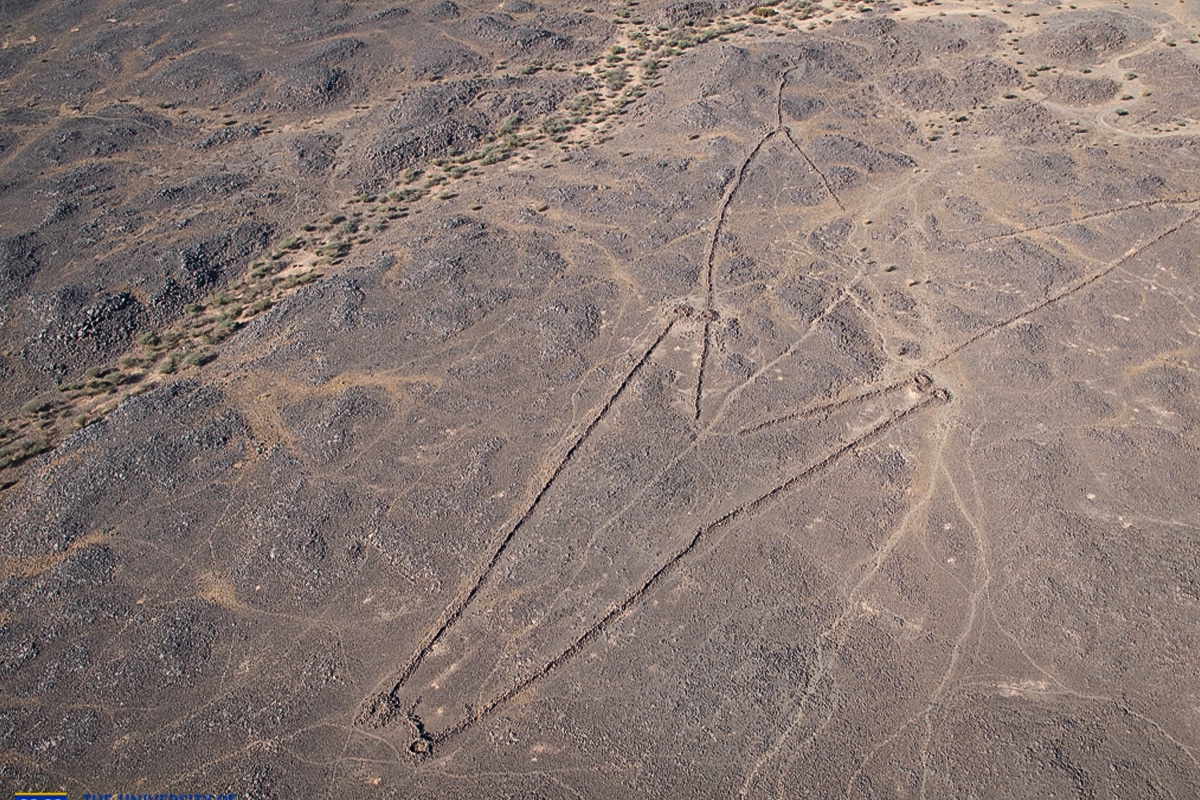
[{"x1": 2, "y1": 0, "x2": 1200, "y2": 797}]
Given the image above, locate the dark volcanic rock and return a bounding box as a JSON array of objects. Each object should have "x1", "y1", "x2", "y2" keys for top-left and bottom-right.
[
  {"x1": 455, "y1": 13, "x2": 573, "y2": 55},
  {"x1": 21, "y1": 289, "x2": 148, "y2": 379},
  {"x1": 292, "y1": 133, "x2": 343, "y2": 175},
  {"x1": 657, "y1": 0, "x2": 732, "y2": 27},
  {"x1": 808, "y1": 135, "x2": 916, "y2": 174},
  {"x1": 150, "y1": 222, "x2": 274, "y2": 316},
  {"x1": 0, "y1": 232, "x2": 41, "y2": 302},
  {"x1": 142, "y1": 51, "x2": 264, "y2": 103},
  {"x1": 370, "y1": 117, "x2": 487, "y2": 175},
  {"x1": 277, "y1": 40, "x2": 367, "y2": 109},
  {"x1": 196, "y1": 123, "x2": 263, "y2": 149},
  {"x1": 1026, "y1": 11, "x2": 1155, "y2": 64},
  {"x1": 1043, "y1": 73, "x2": 1121, "y2": 104},
  {"x1": 30, "y1": 107, "x2": 171, "y2": 168},
  {"x1": 410, "y1": 42, "x2": 489, "y2": 78},
  {"x1": 885, "y1": 58, "x2": 1019, "y2": 111}
]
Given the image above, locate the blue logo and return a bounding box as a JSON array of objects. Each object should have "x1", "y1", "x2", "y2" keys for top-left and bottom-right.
[{"x1": 14, "y1": 794, "x2": 69, "y2": 800}]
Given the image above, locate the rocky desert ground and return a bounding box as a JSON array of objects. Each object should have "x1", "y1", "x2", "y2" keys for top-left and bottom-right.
[{"x1": 2, "y1": 0, "x2": 1199, "y2": 796}]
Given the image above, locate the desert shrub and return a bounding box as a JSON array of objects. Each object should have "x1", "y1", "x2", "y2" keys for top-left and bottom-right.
[
  {"x1": 604, "y1": 66, "x2": 630, "y2": 91},
  {"x1": 389, "y1": 188, "x2": 425, "y2": 202},
  {"x1": 498, "y1": 114, "x2": 521, "y2": 135},
  {"x1": 183, "y1": 351, "x2": 215, "y2": 367},
  {"x1": 21, "y1": 399, "x2": 52, "y2": 415},
  {"x1": 207, "y1": 319, "x2": 239, "y2": 342}
]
